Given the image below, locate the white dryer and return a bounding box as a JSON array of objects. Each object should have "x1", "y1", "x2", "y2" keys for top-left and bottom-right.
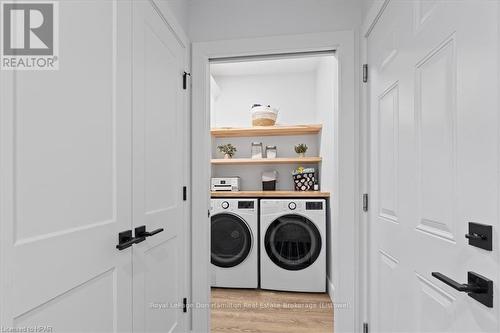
[
  {"x1": 260, "y1": 199, "x2": 326, "y2": 292},
  {"x1": 210, "y1": 198, "x2": 258, "y2": 288}
]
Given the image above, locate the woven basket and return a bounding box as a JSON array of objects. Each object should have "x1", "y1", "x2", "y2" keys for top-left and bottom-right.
[{"x1": 251, "y1": 105, "x2": 278, "y2": 126}]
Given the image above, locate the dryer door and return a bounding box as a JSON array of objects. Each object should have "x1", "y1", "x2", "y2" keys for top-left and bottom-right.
[
  {"x1": 211, "y1": 213, "x2": 252, "y2": 268},
  {"x1": 264, "y1": 214, "x2": 322, "y2": 271}
]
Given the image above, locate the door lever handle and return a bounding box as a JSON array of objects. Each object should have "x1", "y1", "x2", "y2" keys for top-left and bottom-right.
[
  {"x1": 145, "y1": 228, "x2": 164, "y2": 236},
  {"x1": 431, "y1": 272, "x2": 485, "y2": 293},
  {"x1": 116, "y1": 230, "x2": 145, "y2": 251},
  {"x1": 135, "y1": 225, "x2": 164, "y2": 238},
  {"x1": 432, "y1": 271, "x2": 493, "y2": 307}
]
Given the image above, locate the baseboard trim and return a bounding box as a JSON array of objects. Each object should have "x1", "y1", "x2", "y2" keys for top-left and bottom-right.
[{"x1": 327, "y1": 276, "x2": 335, "y2": 303}]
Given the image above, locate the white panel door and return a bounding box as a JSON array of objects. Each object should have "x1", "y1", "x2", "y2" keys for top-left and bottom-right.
[
  {"x1": 132, "y1": 1, "x2": 188, "y2": 332},
  {"x1": 369, "y1": 1, "x2": 499, "y2": 332},
  {"x1": 0, "y1": 1, "x2": 133, "y2": 332}
]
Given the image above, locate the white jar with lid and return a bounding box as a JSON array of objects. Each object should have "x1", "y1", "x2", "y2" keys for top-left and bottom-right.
[
  {"x1": 266, "y1": 145, "x2": 277, "y2": 159},
  {"x1": 251, "y1": 142, "x2": 263, "y2": 159}
]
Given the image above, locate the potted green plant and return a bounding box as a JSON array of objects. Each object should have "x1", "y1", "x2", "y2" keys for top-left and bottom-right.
[
  {"x1": 294, "y1": 143, "x2": 308, "y2": 158},
  {"x1": 218, "y1": 144, "x2": 237, "y2": 159}
]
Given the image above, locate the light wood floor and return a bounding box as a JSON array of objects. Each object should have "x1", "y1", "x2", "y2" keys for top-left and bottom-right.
[{"x1": 211, "y1": 288, "x2": 334, "y2": 333}]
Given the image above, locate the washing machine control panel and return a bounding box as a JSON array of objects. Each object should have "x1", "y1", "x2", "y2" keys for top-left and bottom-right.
[
  {"x1": 221, "y1": 201, "x2": 230, "y2": 209},
  {"x1": 306, "y1": 201, "x2": 323, "y2": 210},
  {"x1": 238, "y1": 201, "x2": 255, "y2": 209},
  {"x1": 288, "y1": 202, "x2": 297, "y2": 210}
]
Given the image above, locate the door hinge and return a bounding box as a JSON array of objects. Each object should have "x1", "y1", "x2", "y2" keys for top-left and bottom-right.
[
  {"x1": 208, "y1": 209, "x2": 211, "y2": 218},
  {"x1": 363, "y1": 193, "x2": 369, "y2": 212},
  {"x1": 363, "y1": 322, "x2": 369, "y2": 333},
  {"x1": 183, "y1": 186, "x2": 187, "y2": 201},
  {"x1": 183, "y1": 71, "x2": 191, "y2": 90},
  {"x1": 362, "y1": 64, "x2": 368, "y2": 83},
  {"x1": 183, "y1": 297, "x2": 188, "y2": 313}
]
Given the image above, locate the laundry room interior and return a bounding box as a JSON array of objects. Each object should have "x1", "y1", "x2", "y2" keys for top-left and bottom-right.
[{"x1": 209, "y1": 53, "x2": 337, "y2": 332}]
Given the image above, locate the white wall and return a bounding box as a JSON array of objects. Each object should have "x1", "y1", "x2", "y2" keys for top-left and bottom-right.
[
  {"x1": 361, "y1": 0, "x2": 376, "y2": 23},
  {"x1": 211, "y1": 72, "x2": 317, "y2": 128},
  {"x1": 188, "y1": 0, "x2": 362, "y2": 42}
]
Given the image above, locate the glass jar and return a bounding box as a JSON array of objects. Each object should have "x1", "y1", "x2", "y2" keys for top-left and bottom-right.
[
  {"x1": 251, "y1": 142, "x2": 263, "y2": 159},
  {"x1": 266, "y1": 145, "x2": 277, "y2": 159}
]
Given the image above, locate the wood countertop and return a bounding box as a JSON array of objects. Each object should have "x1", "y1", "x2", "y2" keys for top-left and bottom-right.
[{"x1": 210, "y1": 190, "x2": 330, "y2": 198}]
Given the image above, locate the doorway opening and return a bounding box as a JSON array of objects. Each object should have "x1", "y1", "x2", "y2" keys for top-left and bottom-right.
[{"x1": 208, "y1": 52, "x2": 337, "y2": 332}]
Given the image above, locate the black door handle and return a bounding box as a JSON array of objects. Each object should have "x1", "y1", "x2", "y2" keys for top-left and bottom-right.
[
  {"x1": 432, "y1": 271, "x2": 493, "y2": 307},
  {"x1": 116, "y1": 230, "x2": 145, "y2": 250},
  {"x1": 135, "y1": 225, "x2": 164, "y2": 238},
  {"x1": 431, "y1": 272, "x2": 485, "y2": 292}
]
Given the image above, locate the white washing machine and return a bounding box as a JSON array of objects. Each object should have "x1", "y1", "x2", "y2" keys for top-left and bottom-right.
[
  {"x1": 260, "y1": 199, "x2": 326, "y2": 292},
  {"x1": 210, "y1": 198, "x2": 258, "y2": 288}
]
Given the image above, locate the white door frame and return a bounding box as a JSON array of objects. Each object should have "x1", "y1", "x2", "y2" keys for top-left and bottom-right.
[
  {"x1": 191, "y1": 31, "x2": 360, "y2": 333},
  {"x1": 359, "y1": 0, "x2": 392, "y2": 330}
]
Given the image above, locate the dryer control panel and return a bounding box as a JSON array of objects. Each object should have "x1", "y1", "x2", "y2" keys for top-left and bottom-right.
[
  {"x1": 238, "y1": 201, "x2": 255, "y2": 209},
  {"x1": 306, "y1": 201, "x2": 323, "y2": 210},
  {"x1": 261, "y1": 199, "x2": 326, "y2": 215},
  {"x1": 211, "y1": 198, "x2": 257, "y2": 212}
]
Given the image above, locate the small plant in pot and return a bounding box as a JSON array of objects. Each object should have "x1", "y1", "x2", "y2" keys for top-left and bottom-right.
[
  {"x1": 218, "y1": 144, "x2": 237, "y2": 159},
  {"x1": 294, "y1": 144, "x2": 308, "y2": 158}
]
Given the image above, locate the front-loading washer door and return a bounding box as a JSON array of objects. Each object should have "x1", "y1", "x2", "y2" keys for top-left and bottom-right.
[
  {"x1": 211, "y1": 213, "x2": 252, "y2": 268},
  {"x1": 264, "y1": 214, "x2": 322, "y2": 271}
]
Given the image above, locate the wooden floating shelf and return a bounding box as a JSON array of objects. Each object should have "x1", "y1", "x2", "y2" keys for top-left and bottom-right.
[
  {"x1": 211, "y1": 124, "x2": 322, "y2": 138},
  {"x1": 211, "y1": 191, "x2": 330, "y2": 198},
  {"x1": 211, "y1": 157, "x2": 322, "y2": 165}
]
